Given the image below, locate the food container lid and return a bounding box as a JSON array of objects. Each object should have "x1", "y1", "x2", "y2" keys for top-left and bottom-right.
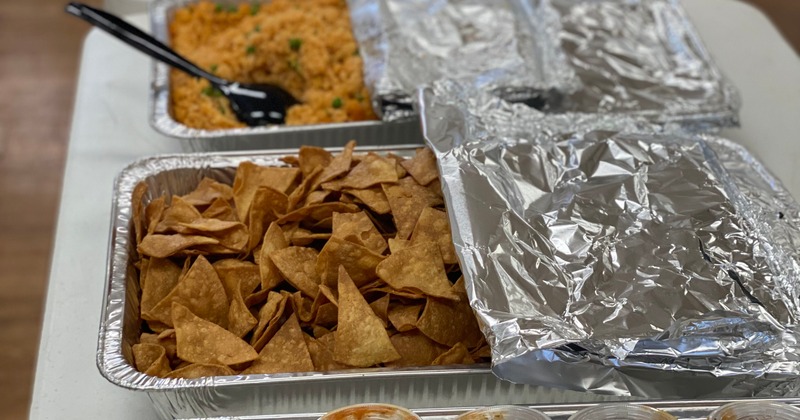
[
  {"x1": 568, "y1": 404, "x2": 676, "y2": 420},
  {"x1": 319, "y1": 403, "x2": 422, "y2": 420},
  {"x1": 708, "y1": 401, "x2": 800, "y2": 419},
  {"x1": 456, "y1": 405, "x2": 552, "y2": 419}
]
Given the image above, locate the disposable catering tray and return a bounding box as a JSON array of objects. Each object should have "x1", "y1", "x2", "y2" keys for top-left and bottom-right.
[
  {"x1": 149, "y1": 0, "x2": 422, "y2": 152},
  {"x1": 99, "y1": 145, "x2": 629, "y2": 420},
  {"x1": 186, "y1": 399, "x2": 800, "y2": 420}
]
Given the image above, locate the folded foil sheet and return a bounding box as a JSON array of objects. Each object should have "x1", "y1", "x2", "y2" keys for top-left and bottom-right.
[
  {"x1": 347, "y1": 0, "x2": 578, "y2": 121},
  {"x1": 352, "y1": 0, "x2": 738, "y2": 129},
  {"x1": 552, "y1": 0, "x2": 739, "y2": 128},
  {"x1": 419, "y1": 86, "x2": 800, "y2": 398}
]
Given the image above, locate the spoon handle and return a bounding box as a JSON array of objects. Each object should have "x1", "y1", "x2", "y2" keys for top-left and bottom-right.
[{"x1": 65, "y1": 2, "x2": 228, "y2": 86}]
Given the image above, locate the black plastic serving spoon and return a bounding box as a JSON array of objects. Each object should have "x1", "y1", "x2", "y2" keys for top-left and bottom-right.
[{"x1": 65, "y1": 2, "x2": 299, "y2": 126}]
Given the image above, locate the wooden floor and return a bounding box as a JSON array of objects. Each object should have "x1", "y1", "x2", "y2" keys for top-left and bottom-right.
[{"x1": 0, "y1": 1, "x2": 796, "y2": 419}]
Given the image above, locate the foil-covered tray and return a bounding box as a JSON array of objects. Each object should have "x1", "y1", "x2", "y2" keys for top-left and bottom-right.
[
  {"x1": 148, "y1": 0, "x2": 422, "y2": 152},
  {"x1": 352, "y1": 0, "x2": 738, "y2": 129},
  {"x1": 347, "y1": 0, "x2": 579, "y2": 121},
  {"x1": 552, "y1": 0, "x2": 739, "y2": 128},
  {"x1": 420, "y1": 87, "x2": 800, "y2": 399},
  {"x1": 100, "y1": 145, "x2": 633, "y2": 419}
]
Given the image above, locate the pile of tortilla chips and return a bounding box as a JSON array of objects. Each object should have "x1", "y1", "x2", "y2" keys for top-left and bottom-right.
[{"x1": 130, "y1": 142, "x2": 489, "y2": 379}]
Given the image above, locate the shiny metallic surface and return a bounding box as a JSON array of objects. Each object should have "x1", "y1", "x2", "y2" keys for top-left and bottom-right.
[
  {"x1": 420, "y1": 86, "x2": 800, "y2": 399},
  {"x1": 347, "y1": 0, "x2": 578, "y2": 121},
  {"x1": 553, "y1": 0, "x2": 739, "y2": 128},
  {"x1": 352, "y1": 0, "x2": 737, "y2": 128}
]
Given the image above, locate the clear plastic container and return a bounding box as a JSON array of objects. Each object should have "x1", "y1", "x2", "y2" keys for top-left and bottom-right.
[
  {"x1": 568, "y1": 404, "x2": 676, "y2": 420},
  {"x1": 456, "y1": 405, "x2": 552, "y2": 420},
  {"x1": 708, "y1": 401, "x2": 800, "y2": 420},
  {"x1": 319, "y1": 403, "x2": 422, "y2": 420}
]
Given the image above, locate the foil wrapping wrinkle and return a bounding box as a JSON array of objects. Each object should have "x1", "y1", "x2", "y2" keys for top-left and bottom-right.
[
  {"x1": 553, "y1": 0, "x2": 739, "y2": 126},
  {"x1": 419, "y1": 86, "x2": 800, "y2": 398},
  {"x1": 354, "y1": 0, "x2": 738, "y2": 128},
  {"x1": 348, "y1": 0, "x2": 578, "y2": 121}
]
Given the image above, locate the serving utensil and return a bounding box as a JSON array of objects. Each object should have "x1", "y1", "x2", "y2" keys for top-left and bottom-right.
[{"x1": 66, "y1": 2, "x2": 299, "y2": 126}]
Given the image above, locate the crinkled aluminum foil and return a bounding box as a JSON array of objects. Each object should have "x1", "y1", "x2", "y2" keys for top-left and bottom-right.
[
  {"x1": 347, "y1": 0, "x2": 578, "y2": 121},
  {"x1": 353, "y1": 0, "x2": 738, "y2": 129},
  {"x1": 419, "y1": 85, "x2": 800, "y2": 398},
  {"x1": 552, "y1": 0, "x2": 739, "y2": 128}
]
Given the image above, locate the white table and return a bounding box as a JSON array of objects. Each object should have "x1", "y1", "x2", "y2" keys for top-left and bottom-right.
[{"x1": 29, "y1": 2, "x2": 800, "y2": 419}]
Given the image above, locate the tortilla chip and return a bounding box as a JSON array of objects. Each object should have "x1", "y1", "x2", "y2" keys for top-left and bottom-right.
[
  {"x1": 276, "y1": 202, "x2": 359, "y2": 225},
  {"x1": 177, "y1": 219, "x2": 248, "y2": 252},
  {"x1": 336, "y1": 153, "x2": 399, "y2": 189},
  {"x1": 382, "y1": 183, "x2": 429, "y2": 239},
  {"x1": 133, "y1": 343, "x2": 171, "y2": 377},
  {"x1": 145, "y1": 196, "x2": 166, "y2": 235},
  {"x1": 417, "y1": 278, "x2": 483, "y2": 347},
  {"x1": 305, "y1": 334, "x2": 349, "y2": 371},
  {"x1": 410, "y1": 207, "x2": 457, "y2": 264},
  {"x1": 140, "y1": 332, "x2": 177, "y2": 362},
  {"x1": 316, "y1": 237, "x2": 385, "y2": 288},
  {"x1": 387, "y1": 304, "x2": 422, "y2": 332},
  {"x1": 247, "y1": 186, "x2": 288, "y2": 252},
  {"x1": 143, "y1": 256, "x2": 228, "y2": 328},
  {"x1": 288, "y1": 166, "x2": 322, "y2": 210},
  {"x1": 245, "y1": 287, "x2": 271, "y2": 307},
  {"x1": 432, "y1": 342, "x2": 474, "y2": 365},
  {"x1": 232, "y1": 161, "x2": 299, "y2": 223},
  {"x1": 375, "y1": 242, "x2": 459, "y2": 300},
  {"x1": 343, "y1": 187, "x2": 391, "y2": 215},
  {"x1": 313, "y1": 325, "x2": 331, "y2": 338},
  {"x1": 400, "y1": 148, "x2": 438, "y2": 186},
  {"x1": 313, "y1": 302, "x2": 339, "y2": 327},
  {"x1": 332, "y1": 211, "x2": 388, "y2": 254},
  {"x1": 333, "y1": 267, "x2": 400, "y2": 367},
  {"x1": 398, "y1": 177, "x2": 444, "y2": 207},
  {"x1": 137, "y1": 234, "x2": 219, "y2": 258},
  {"x1": 140, "y1": 258, "x2": 182, "y2": 315},
  {"x1": 251, "y1": 292, "x2": 289, "y2": 351},
  {"x1": 385, "y1": 332, "x2": 447, "y2": 367},
  {"x1": 212, "y1": 259, "x2": 261, "y2": 303},
  {"x1": 386, "y1": 154, "x2": 408, "y2": 179},
  {"x1": 316, "y1": 140, "x2": 355, "y2": 185},
  {"x1": 304, "y1": 190, "x2": 331, "y2": 206},
  {"x1": 259, "y1": 222, "x2": 288, "y2": 291},
  {"x1": 227, "y1": 278, "x2": 258, "y2": 337},
  {"x1": 387, "y1": 238, "x2": 410, "y2": 254},
  {"x1": 182, "y1": 177, "x2": 234, "y2": 207},
  {"x1": 173, "y1": 303, "x2": 257, "y2": 365},
  {"x1": 290, "y1": 291, "x2": 314, "y2": 322},
  {"x1": 270, "y1": 247, "x2": 321, "y2": 298},
  {"x1": 242, "y1": 314, "x2": 314, "y2": 374},
  {"x1": 153, "y1": 196, "x2": 203, "y2": 233},
  {"x1": 282, "y1": 223, "x2": 332, "y2": 246},
  {"x1": 298, "y1": 146, "x2": 333, "y2": 179},
  {"x1": 132, "y1": 182, "x2": 148, "y2": 245},
  {"x1": 201, "y1": 197, "x2": 238, "y2": 221},
  {"x1": 368, "y1": 294, "x2": 390, "y2": 328},
  {"x1": 165, "y1": 363, "x2": 235, "y2": 379}
]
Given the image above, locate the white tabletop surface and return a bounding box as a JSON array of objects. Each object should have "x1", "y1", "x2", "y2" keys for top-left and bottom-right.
[{"x1": 29, "y1": 2, "x2": 800, "y2": 419}]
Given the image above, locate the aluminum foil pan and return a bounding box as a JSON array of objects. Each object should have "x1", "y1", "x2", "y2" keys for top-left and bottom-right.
[
  {"x1": 419, "y1": 87, "x2": 800, "y2": 399},
  {"x1": 180, "y1": 399, "x2": 800, "y2": 420},
  {"x1": 353, "y1": 0, "x2": 738, "y2": 129},
  {"x1": 100, "y1": 145, "x2": 628, "y2": 419},
  {"x1": 347, "y1": 0, "x2": 579, "y2": 121},
  {"x1": 149, "y1": 0, "x2": 422, "y2": 151}
]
